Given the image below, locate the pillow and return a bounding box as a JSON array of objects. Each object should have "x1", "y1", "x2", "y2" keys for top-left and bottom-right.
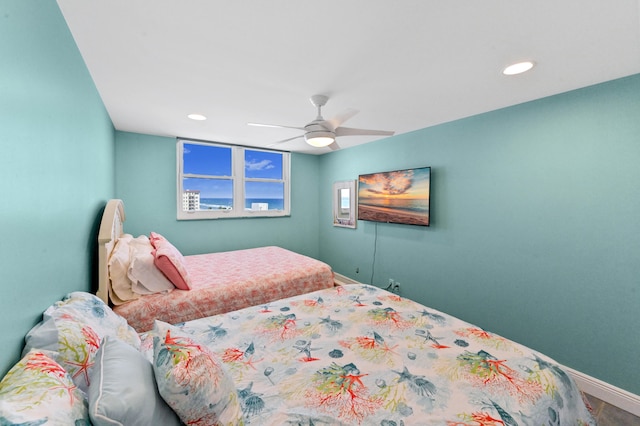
[
  {"x1": 108, "y1": 234, "x2": 140, "y2": 305},
  {"x1": 148, "y1": 231, "x2": 165, "y2": 247},
  {"x1": 127, "y1": 235, "x2": 175, "y2": 294},
  {"x1": 149, "y1": 232, "x2": 192, "y2": 290},
  {"x1": 152, "y1": 321, "x2": 241, "y2": 425},
  {"x1": 88, "y1": 336, "x2": 181, "y2": 426},
  {"x1": 22, "y1": 292, "x2": 141, "y2": 394},
  {"x1": 0, "y1": 349, "x2": 89, "y2": 425}
]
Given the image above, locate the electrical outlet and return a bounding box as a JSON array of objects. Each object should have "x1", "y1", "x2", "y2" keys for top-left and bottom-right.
[
  {"x1": 393, "y1": 282, "x2": 400, "y2": 294},
  {"x1": 386, "y1": 278, "x2": 394, "y2": 290}
]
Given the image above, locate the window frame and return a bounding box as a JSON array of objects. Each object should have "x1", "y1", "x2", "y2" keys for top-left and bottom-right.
[{"x1": 177, "y1": 139, "x2": 290, "y2": 220}]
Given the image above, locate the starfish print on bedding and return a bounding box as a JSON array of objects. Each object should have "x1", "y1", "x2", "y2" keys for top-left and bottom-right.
[
  {"x1": 415, "y1": 329, "x2": 450, "y2": 349},
  {"x1": 63, "y1": 325, "x2": 100, "y2": 386},
  {"x1": 350, "y1": 295, "x2": 367, "y2": 307},
  {"x1": 293, "y1": 339, "x2": 321, "y2": 362},
  {"x1": 418, "y1": 308, "x2": 447, "y2": 325},
  {"x1": 67, "y1": 353, "x2": 94, "y2": 386}
]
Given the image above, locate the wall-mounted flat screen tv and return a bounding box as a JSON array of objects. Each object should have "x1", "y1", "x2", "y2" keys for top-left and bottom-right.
[{"x1": 358, "y1": 166, "x2": 430, "y2": 226}]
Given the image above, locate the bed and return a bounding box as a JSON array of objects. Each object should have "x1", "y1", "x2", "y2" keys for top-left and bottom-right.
[
  {"x1": 96, "y1": 199, "x2": 335, "y2": 332},
  {"x1": 3, "y1": 287, "x2": 596, "y2": 425}
]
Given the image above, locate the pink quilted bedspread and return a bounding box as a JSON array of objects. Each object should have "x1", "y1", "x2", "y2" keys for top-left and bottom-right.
[{"x1": 113, "y1": 246, "x2": 334, "y2": 332}]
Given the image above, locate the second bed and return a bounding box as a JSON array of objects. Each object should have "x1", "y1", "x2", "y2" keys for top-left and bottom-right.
[{"x1": 97, "y1": 199, "x2": 335, "y2": 332}]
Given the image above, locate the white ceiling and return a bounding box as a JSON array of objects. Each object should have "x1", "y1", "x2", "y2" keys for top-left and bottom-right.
[{"x1": 56, "y1": 1, "x2": 640, "y2": 155}]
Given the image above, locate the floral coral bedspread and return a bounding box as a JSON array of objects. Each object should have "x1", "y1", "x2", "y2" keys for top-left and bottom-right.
[
  {"x1": 142, "y1": 284, "x2": 596, "y2": 425},
  {"x1": 115, "y1": 246, "x2": 334, "y2": 332}
]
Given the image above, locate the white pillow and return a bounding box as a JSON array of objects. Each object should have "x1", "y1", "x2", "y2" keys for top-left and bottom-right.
[
  {"x1": 127, "y1": 235, "x2": 175, "y2": 295},
  {"x1": 108, "y1": 234, "x2": 140, "y2": 305}
]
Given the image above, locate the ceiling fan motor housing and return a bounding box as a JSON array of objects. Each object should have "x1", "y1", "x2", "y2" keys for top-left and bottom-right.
[{"x1": 304, "y1": 119, "x2": 335, "y2": 147}]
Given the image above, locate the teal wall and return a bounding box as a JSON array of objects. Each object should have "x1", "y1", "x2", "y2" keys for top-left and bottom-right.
[
  {"x1": 0, "y1": 1, "x2": 115, "y2": 376},
  {"x1": 318, "y1": 74, "x2": 640, "y2": 395},
  {"x1": 114, "y1": 131, "x2": 322, "y2": 258}
]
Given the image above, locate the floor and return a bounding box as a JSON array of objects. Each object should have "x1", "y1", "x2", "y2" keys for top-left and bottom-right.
[{"x1": 584, "y1": 393, "x2": 640, "y2": 425}]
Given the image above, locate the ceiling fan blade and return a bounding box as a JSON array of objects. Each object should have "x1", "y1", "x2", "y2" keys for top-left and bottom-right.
[
  {"x1": 266, "y1": 134, "x2": 304, "y2": 147},
  {"x1": 326, "y1": 108, "x2": 359, "y2": 130},
  {"x1": 335, "y1": 127, "x2": 395, "y2": 137},
  {"x1": 328, "y1": 141, "x2": 341, "y2": 151},
  {"x1": 248, "y1": 122, "x2": 305, "y2": 131}
]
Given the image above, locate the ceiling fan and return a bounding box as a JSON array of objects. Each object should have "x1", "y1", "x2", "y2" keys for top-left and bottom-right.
[{"x1": 248, "y1": 95, "x2": 395, "y2": 151}]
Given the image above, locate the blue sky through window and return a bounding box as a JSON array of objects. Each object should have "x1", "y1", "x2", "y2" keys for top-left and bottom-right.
[
  {"x1": 183, "y1": 143, "x2": 284, "y2": 199},
  {"x1": 183, "y1": 143, "x2": 231, "y2": 176},
  {"x1": 245, "y1": 150, "x2": 282, "y2": 179}
]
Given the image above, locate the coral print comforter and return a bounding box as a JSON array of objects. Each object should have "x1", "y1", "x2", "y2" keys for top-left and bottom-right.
[
  {"x1": 115, "y1": 246, "x2": 334, "y2": 332},
  {"x1": 143, "y1": 284, "x2": 596, "y2": 425}
]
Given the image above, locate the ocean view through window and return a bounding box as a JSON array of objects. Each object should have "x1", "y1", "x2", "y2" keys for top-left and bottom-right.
[{"x1": 177, "y1": 139, "x2": 290, "y2": 220}]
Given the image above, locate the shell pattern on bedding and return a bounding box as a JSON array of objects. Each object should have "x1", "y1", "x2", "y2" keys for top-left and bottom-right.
[{"x1": 140, "y1": 284, "x2": 596, "y2": 425}]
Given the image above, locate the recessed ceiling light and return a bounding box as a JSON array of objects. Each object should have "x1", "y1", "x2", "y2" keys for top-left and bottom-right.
[
  {"x1": 187, "y1": 113, "x2": 207, "y2": 121},
  {"x1": 502, "y1": 61, "x2": 535, "y2": 76}
]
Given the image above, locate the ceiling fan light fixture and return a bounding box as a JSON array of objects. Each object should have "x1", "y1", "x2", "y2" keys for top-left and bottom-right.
[{"x1": 305, "y1": 130, "x2": 335, "y2": 147}]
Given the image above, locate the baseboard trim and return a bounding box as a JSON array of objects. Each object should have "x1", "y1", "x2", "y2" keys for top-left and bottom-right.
[
  {"x1": 565, "y1": 366, "x2": 640, "y2": 417},
  {"x1": 333, "y1": 272, "x2": 361, "y2": 286}
]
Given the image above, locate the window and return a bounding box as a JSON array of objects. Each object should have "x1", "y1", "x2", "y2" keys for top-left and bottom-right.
[{"x1": 177, "y1": 139, "x2": 290, "y2": 220}]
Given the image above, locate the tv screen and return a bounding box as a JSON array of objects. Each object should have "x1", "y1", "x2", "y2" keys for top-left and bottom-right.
[{"x1": 358, "y1": 166, "x2": 431, "y2": 226}]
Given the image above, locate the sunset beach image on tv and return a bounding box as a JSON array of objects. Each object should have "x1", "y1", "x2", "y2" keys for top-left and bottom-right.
[{"x1": 358, "y1": 167, "x2": 430, "y2": 226}]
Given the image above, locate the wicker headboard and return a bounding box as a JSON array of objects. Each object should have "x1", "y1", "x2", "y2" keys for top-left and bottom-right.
[{"x1": 96, "y1": 199, "x2": 125, "y2": 305}]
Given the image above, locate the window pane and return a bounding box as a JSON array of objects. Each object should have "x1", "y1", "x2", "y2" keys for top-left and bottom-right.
[
  {"x1": 182, "y1": 177, "x2": 233, "y2": 211},
  {"x1": 245, "y1": 181, "x2": 284, "y2": 210},
  {"x1": 244, "y1": 149, "x2": 282, "y2": 179},
  {"x1": 178, "y1": 140, "x2": 290, "y2": 220},
  {"x1": 184, "y1": 143, "x2": 232, "y2": 176}
]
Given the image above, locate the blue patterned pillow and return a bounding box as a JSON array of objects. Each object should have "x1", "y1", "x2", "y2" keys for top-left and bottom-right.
[
  {"x1": 23, "y1": 292, "x2": 141, "y2": 394},
  {"x1": 0, "y1": 349, "x2": 89, "y2": 425},
  {"x1": 152, "y1": 321, "x2": 242, "y2": 425},
  {"x1": 48, "y1": 292, "x2": 141, "y2": 347}
]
